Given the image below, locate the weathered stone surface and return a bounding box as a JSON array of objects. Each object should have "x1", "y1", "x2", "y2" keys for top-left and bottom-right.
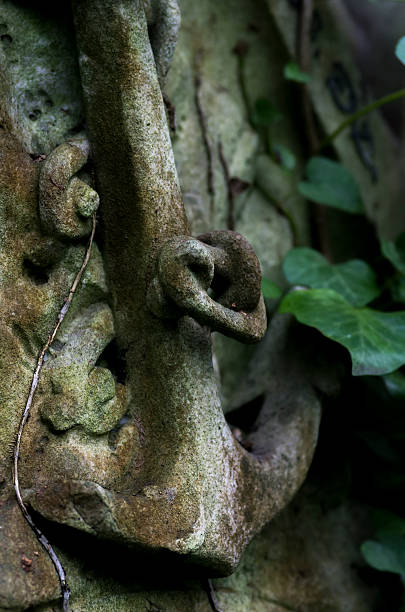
[
  {"x1": 0, "y1": 0, "x2": 390, "y2": 609},
  {"x1": 23, "y1": 490, "x2": 374, "y2": 612},
  {"x1": 166, "y1": 0, "x2": 310, "y2": 409},
  {"x1": 31, "y1": 0, "x2": 314, "y2": 576},
  {"x1": 0, "y1": 501, "x2": 60, "y2": 610},
  {"x1": 147, "y1": 232, "x2": 267, "y2": 343},
  {"x1": 0, "y1": 1, "x2": 83, "y2": 155},
  {"x1": 0, "y1": 4, "x2": 320, "y2": 608},
  {"x1": 167, "y1": 0, "x2": 309, "y2": 245},
  {"x1": 0, "y1": 130, "x2": 106, "y2": 608}
]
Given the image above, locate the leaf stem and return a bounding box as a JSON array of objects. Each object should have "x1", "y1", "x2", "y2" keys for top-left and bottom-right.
[{"x1": 320, "y1": 88, "x2": 405, "y2": 149}]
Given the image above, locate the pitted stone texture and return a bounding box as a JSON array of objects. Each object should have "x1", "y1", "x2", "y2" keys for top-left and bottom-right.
[
  {"x1": 37, "y1": 304, "x2": 127, "y2": 435},
  {"x1": 0, "y1": 0, "x2": 383, "y2": 610},
  {"x1": 0, "y1": 1, "x2": 83, "y2": 155},
  {"x1": 65, "y1": 0, "x2": 320, "y2": 574},
  {"x1": 39, "y1": 136, "x2": 99, "y2": 239},
  {"x1": 165, "y1": 0, "x2": 311, "y2": 408},
  {"x1": 148, "y1": 232, "x2": 267, "y2": 343},
  {"x1": 0, "y1": 131, "x2": 115, "y2": 609},
  {"x1": 1, "y1": 0, "x2": 317, "y2": 589},
  {"x1": 144, "y1": 0, "x2": 181, "y2": 89},
  {"x1": 0, "y1": 500, "x2": 60, "y2": 610},
  {"x1": 27, "y1": 489, "x2": 375, "y2": 612},
  {"x1": 166, "y1": 0, "x2": 309, "y2": 245},
  {"x1": 24, "y1": 313, "x2": 322, "y2": 576}
]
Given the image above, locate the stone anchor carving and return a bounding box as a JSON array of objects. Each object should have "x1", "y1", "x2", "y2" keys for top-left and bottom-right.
[
  {"x1": 147, "y1": 231, "x2": 267, "y2": 342},
  {"x1": 0, "y1": 0, "x2": 321, "y2": 606}
]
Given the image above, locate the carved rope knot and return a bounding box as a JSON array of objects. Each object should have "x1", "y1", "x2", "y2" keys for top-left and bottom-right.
[
  {"x1": 39, "y1": 135, "x2": 99, "y2": 239},
  {"x1": 147, "y1": 230, "x2": 267, "y2": 343}
]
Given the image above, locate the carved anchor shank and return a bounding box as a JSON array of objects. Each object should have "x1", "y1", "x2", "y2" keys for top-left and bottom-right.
[{"x1": 24, "y1": 0, "x2": 323, "y2": 574}]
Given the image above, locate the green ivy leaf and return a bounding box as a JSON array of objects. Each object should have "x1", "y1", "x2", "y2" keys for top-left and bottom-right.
[
  {"x1": 381, "y1": 232, "x2": 405, "y2": 275},
  {"x1": 283, "y1": 247, "x2": 380, "y2": 306},
  {"x1": 372, "y1": 509, "x2": 405, "y2": 538},
  {"x1": 262, "y1": 277, "x2": 282, "y2": 299},
  {"x1": 382, "y1": 370, "x2": 405, "y2": 399},
  {"x1": 279, "y1": 288, "x2": 405, "y2": 375},
  {"x1": 298, "y1": 157, "x2": 364, "y2": 214},
  {"x1": 251, "y1": 98, "x2": 283, "y2": 127},
  {"x1": 273, "y1": 144, "x2": 296, "y2": 170},
  {"x1": 283, "y1": 62, "x2": 311, "y2": 84},
  {"x1": 396, "y1": 36, "x2": 405, "y2": 66},
  {"x1": 361, "y1": 536, "x2": 405, "y2": 576},
  {"x1": 391, "y1": 276, "x2": 405, "y2": 304}
]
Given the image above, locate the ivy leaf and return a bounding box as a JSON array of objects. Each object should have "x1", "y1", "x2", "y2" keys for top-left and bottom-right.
[
  {"x1": 262, "y1": 277, "x2": 282, "y2": 299},
  {"x1": 381, "y1": 232, "x2": 405, "y2": 275},
  {"x1": 391, "y1": 276, "x2": 405, "y2": 304},
  {"x1": 273, "y1": 144, "x2": 296, "y2": 170},
  {"x1": 283, "y1": 62, "x2": 311, "y2": 84},
  {"x1": 279, "y1": 288, "x2": 405, "y2": 375},
  {"x1": 372, "y1": 509, "x2": 405, "y2": 538},
  {"x1": 298, "y1": 157, "x2": 364, "y2": 214},
  {"x1": 251, "y1": 99, "x2": 283, "y2": 127},
  {"x1": 283, "y1": 247, "x2": 380, "y2": 307},
  {"x1": 382, "y1": 370, "x2": 405, "y2": 399},
  {"x1": 396, "y1": 36, "x2": 405, "y2": 66},
  {"x1": 361, "y1": 536, "x2": 405, "y2": 576}
]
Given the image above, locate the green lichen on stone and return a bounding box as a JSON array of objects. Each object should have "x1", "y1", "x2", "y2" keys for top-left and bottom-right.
[{"x1": 38, "y1": 303, "x2": 127, "y2": 435}]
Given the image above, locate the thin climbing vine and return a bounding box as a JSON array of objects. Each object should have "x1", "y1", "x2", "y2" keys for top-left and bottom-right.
[{"x1": 12, "y1": 214, "x2": 96, "y2": 612}]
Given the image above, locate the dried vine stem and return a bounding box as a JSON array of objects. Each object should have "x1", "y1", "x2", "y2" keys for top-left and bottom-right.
[
  {"x1": 298, "y1": 0, "x2": 319, "y2": 152},
  {"x1": 218, "y1": 141, "x2": 235, "y2": 231},
  {"x1": 12, "y1": 213, "x2": 97, "y2": 612},
  {"x1": 206, "y1": 579, "x2": 224, "y2": 612},
  {"x1": 297, "y1": 0, "x2": 332, "y2": 259},
  {"x1": 194, "y1": 53, "x2": 215, "y2": 220}
]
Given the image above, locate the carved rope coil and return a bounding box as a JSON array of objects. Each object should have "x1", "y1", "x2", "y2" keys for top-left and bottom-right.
[
  {"x1": 39, "y1": 136, "x2": 99, "y2": 239},
  {"x1": 147, "y1": 230, "x2": 267, "y2": 343}
]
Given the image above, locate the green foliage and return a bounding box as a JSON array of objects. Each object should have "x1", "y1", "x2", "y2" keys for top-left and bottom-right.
[
  {"x1": 283, "y1": 62, "x2": 311, "y2": 83},
  {"x1": 280, "y1": 154, "x2": 405, "y2": 378},
  {"x1": 396, "y1": 36, "x2": 405, "y2": 65},
  {"x1": 361, "y1": 512, "x2": 405, "y2": 579},
  {"x1": 279, "y1": 289, "x2": 405, "y2": 375},
  {"x1": 261, "y1": 277, "x2": 282, "y2": 299},
  {"x1": 251, "y1": 98, "x2": 282, "y2": 127},
  {"x1": 361, "y1": 536, "x2": 405, "y2": 576},
  {"x1": 272, "y1": 143, "x2": 296, "y2": 170},
  {"x1": 298, "y1": 157, "x2": 364, "y2": 213},
  {"x1": 283, "y1": 247, "x2": 380, "y2": 307},
  {"x1": 372, "y1": 510, "x2": 405, "y2": 537},
  {"x1": 382, "y1": 370, "x2": 405, "y2": 399},
  {"x1": 391, "y1": 275, "x2": 405, "y2": 304},
  {"x1": 382, "y1": 232, "x2": 405, "y2": 275},
  {"x1": 272, "y1": 20, "x2": 405, "y2": 609}
]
